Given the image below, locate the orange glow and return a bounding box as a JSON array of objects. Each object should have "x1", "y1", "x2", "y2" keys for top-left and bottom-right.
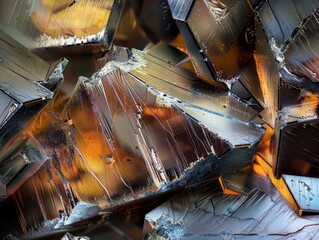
[
  {"x1": 169, "y1": 33, "x2": 188, "y2": 54},
  {"x1": 254, "y1": 155, "x2": 301, "y2": 215},
  {"x1": 287, "y1": 91, "x2": 319, "y2": 119},
  {"x1": 218, "y1": 177, "x2": 242, "y2": 196},
  {"x1": 253, "y1": 53, "x2": 278, "y2": 127},
  {"x1": 32, "y1": 0, "x2": 113, "y2": 37},
  {"x1": 255, "y1": 123, "x2": 274, "y2": 166},
  {"x1": 252, "y1": 163, "x2": 267, "y2": 177},
  {"x1": 24, "y1": 88, "x2": 111, "y2": 202}
]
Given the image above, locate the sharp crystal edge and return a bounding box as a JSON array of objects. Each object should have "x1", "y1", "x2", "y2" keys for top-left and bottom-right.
[
  {"x1": 278, "y1": 71, "x2": 319, "y2": 110},
  {"x1": 0, "y1": 31, "x2": 67, "y2": 200},
  {"x1": 243, "y1": 0, "x2": 319, "y2": 127},
  {"x1": 283, "y1": 174, "x2": 319, "y2": 214},
  {"x1": 0, "y1": 63, "x2": 53, "y2": 160},
  {"x1": 0, "y1": 29, "x2": 67, "y2": 151},
  {"x1": 40, "y1": 58, "x2": 68, "y2": 91},
  {"x1": 258, "y1": 0, "x2": 319, "y2": 48},
  {"x1": 0, "y1": 0, "x2": 124, "y2": 50},
  {"x1": 144, "y1": 170, "x2": 319, "y2": 239},
  {"x1": 168, "y1": 0, "x2": 255, "y2": 84},
  {"x1": 253, "y1": 154, "x2": 319, "y2": 215},
  {"x1": 283, "y1": 9, "x2": 319, "y2": 83},
  {"x1": 273, "y1": 100, "x2": 319, "y2": 178},
  {"x1": 168, "y1": 0, "x2": 319, "y2": 127},
  {"x1": 253, "y1": 0, "x2": 319, "y2": 181},
  {"x1": 0, "y1": 30, "x2": 53, "y2": 81},
  {"x1": 239, "y1": 17, "x2": 280, "y2": 127},
  {"x1": 62, "y1": 47, "x2": 263, "y2": 202},
  {"x1": 0, "y1": 140, "x2": 49, "y2": 200},
  {"x1": 3, "y1": 0, "x2": 319, "y2": 238},
  {"x1": 239, "y1": 0, "x2": 319, "y2": 186},
  {"x1": 167, "y1": 0, "x2": 216, "y2": 84}
]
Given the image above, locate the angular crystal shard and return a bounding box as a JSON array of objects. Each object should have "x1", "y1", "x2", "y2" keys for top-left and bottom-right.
[
  {"x1": 273, "y1": 101, "x2": 319, "y2": 178},
  {"x1": 0, "y1": 0, "x2": 124, "y2": 50},
  {"x1": 168, "y1": 0, "x2": 255, "y2": 84},
  {"x1": 0, "y1": 140, "x2": 48, "y2": 200},
  {"x1": 0, "y1": 71, "x2": 53, "y2": 159},
  {"x1": 283, "y1": 174, "x2": 319, "y2": 214},
  {"x1": 284, "y1": 9, "x2": 319, "y2": 83},
  {"x1": 4, "y1": 1, "x2": 319, "y2": 237},
  {"x1": 258, "y1": 0, "x2": 319, "y2": 47},
  {"x1": 63, "y1": 47, "x2": 263, "y2": 202},
  {"x1": 0, "y1": 28, "x2": 68, "y2": 159},
  {"x1": 0, "y1": 154, "x2": 27, "y2": 198},
  {"x1": 41, "y1": 58, "x2": 68, "y2": 91},
  {"x1": 0, "y1": 90, "x2": 19, "y2": 129},
  {"x1": 144, "y1": 170, "x2": 319, "y2": 239},
  {"x1": 0, "y1": 30, "x2": 66, "y2": 200},
  {"x1": 239, "y1": 18, "x2": 280, "y2": 127},
  {"x1": 0, "y1": 30, "x2": 53, "y2": 81}
]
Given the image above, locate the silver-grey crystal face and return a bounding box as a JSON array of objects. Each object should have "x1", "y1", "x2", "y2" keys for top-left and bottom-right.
[
  {"x1": 2, "y1": 0, "x2": 319, "y2": 239},
  {"x1": 144, "y1": 171, "x2": 319, "y2": 239},
  {"x1": 0, "y1": 30, "x2": 63, "y2": 204},
  {"x1": 168, "y1": 0, "x2": 255, "y2": 84}
]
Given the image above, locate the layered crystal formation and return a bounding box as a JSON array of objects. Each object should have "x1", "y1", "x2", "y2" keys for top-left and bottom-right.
[
  {"x1": 0, "y1": 30, "x2": 65, "y2": 201},
  {"x1": 2, "y1": 0, "x2": 319, "y2": 239},
  {"x1": 144, "y1": 169, "x2": 319, "y2": 239},
  {"x1": 0, "y1": 0, "x2": 124, "y2": 50},
  {"x1": 63, "y1": 47, "x2": 263, "y2": 201},
  {"x1": 168, "y1": 0, "x2": 255, "y2": 84}
]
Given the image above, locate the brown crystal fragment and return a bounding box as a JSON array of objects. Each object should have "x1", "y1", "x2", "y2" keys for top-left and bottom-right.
[
  {"x1": 168, "y1": 0, "x2": 255, "y2": 84},
  {"x1": 0, "y1": 0, "x2": 124, "y2": 51}
]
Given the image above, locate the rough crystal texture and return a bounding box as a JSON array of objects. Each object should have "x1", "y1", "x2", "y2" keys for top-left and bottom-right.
[
  {"x1": 168, "y1": 0, "x2": 255, "y2": 84},
  {"x1": 0, "y1": 30, "x2": 66, "y2": 201},
  {"x1": 3, "y1": 0, "x2": 319, "y2": 238},
  {"x1": 0, "y1": 0, "x2": 124, "y2": 49},
  {"x1": 283, "y1": 174, "x2": 319, "y2": 213},
  {"x1": 284, "y1": 9, "x2": 319, "y2": 83},
  {"x1": 144, "y1": 170, "x2": 319, "y2": 239},
  {"x1": 63, "y1": 48, "x2": 263, "y2": 201},
  {"x1": 0, "y1": 53, "x2": 53, "y2": 161},
  {"x1": 258, "y1": 0, "x2": 319, "y2": 47}
]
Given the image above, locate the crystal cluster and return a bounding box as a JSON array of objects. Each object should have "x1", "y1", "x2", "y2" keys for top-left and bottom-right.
[{"x1": 1, "y1": 0, "x2": 319, "y2": 239}]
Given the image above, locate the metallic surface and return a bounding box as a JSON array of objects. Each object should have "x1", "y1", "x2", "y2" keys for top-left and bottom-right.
[
  {"x1": 2, "y1": 0, "x2": 319, "y2": 239},
  {"x1": 145, "y1": 170, "x2": 319, "y2": 239},
  {"x1": 63, "y1": 47, "x2": 263, "y2": 201},
  {"x1": 0, "y1": 0, "x2": 124, "y2": 50},
  {"x1": 168, "y1": 0, "x2": 255, "y2": 84}
]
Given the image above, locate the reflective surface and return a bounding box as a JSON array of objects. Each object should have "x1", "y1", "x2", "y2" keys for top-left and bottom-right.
[
  {"x1": 0, "y1": 0, "x2": 123, "y2": 49},
  {"x1": 2, "y1": 0, "x2": 319, "y2": 239},
  {"x1": 145, "y1": 169, "x2": 319, "y2": 239},
  {"x1": 168, "y1": 0, "x2": 255, "y2": 84}
]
